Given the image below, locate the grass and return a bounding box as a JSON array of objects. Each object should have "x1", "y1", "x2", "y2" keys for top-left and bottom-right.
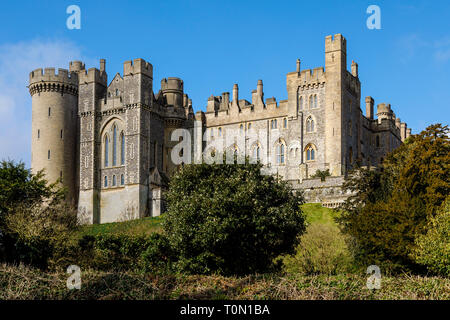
[
  {"x1": 73, "y1": 203, "x2": 336, "y2": 238},
  {"x1": 1, "y1": 263, "x2": 448, "y2": 300},
  {"x1": 301, "y1": 203, "x2": 341, "y2": 226},
  {"x1": 75, "y1": 216, "x2": 163, "y2": 237}
]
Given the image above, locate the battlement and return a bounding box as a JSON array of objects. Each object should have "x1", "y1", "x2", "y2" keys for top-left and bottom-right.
[
  {"x1": 161, "y1": 77, "x2": 183, "y2": 92},
  {"x1": 123, "y1": 58, "x2": 153, "y2": 78},
  {"x1": 29, "y1": 68, "x2": 79, "y2": 86},
  {"x1": 79, "y1": 68, "x2": 107, "y2": 86},
  {"x1": 69, "y1": 60, "x2": 85, "y2": 72},
  {"x1": 299, "y1": 67, "x2": 325, "y2": 83},
  {"x1": 325, "y1": 33, "x2": 347, "y2": 53}
]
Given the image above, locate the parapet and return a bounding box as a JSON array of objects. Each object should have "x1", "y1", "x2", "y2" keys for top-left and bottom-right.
[
  {"x1": 79, "y1": 68, "x2": 107, "y2": 86},
  {"x1": 297, "y1": 67, "x2": 325, "y2": 83},
  {"x1": 325, "y1": 34, "x2": 347, "y2": 53},
  {"x1": 123, "y1": 58, "x2": 153, "y2": 78},
  {"x1": 29, "y1": 67, "x2": 79, "y2": 86}
]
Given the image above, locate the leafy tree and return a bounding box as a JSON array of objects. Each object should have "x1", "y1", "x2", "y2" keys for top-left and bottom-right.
[
  {"x1": 337, "y1": 124, "x2": 450, "y2": 272},
  {"x1": 0, "y1": 160, "x2": 63, "y2": 218},
  {"x1": 163, "y1": 157, "x2": 306, "y2": 276},
  {"x1": 0, "y1": 160, "x2": 66, "y2": 266}
]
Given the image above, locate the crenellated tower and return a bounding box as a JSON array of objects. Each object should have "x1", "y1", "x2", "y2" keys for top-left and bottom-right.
[
  {"x1": 29, "y1": 65, "x2": 81, "y2": 203},
  {"x1": 324, "y1": 34, "x2": 347, "y2": 176}
]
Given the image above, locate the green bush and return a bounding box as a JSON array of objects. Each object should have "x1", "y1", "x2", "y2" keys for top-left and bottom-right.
[
  {"x1": 412, "y1": 198, "x2": 450, "y2": 276},
  {"x1": 68, "y1": 233, "x2": 172, "y2": 272},
  {"x1": 140, "y1": 233, "x2": 175, "y2": 274},
  {"x1": 163, "y1": 158, "x2": 306, "y2": 276},
  {"x1": 280, "y1": 223, "x2": 355, "y2": 275}
]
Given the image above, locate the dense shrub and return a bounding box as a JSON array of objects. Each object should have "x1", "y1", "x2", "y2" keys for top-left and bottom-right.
[
  {"x1": 140, "y1": 233, "x2": 175, "y2": 274},
  {"x1": 163, "y1": 158, "x2": 306, "y2": 276},
  {"x1": 3, "y1": 202, "x2": 77, "y2": 269},
  {"x1": 279, "y1": 223, "x2": 355, "y2": 275},
  {"x1": 338, "y1": 124, "x2": 450, "y2": 272},
  {"x1": 65, "y1": 233, "x2": 173, "y2": 273},
  {"x1": 412, "y1": 198, "x2": 450, "y2": 276}
]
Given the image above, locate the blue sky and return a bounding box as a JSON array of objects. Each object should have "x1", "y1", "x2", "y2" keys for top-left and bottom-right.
[{"x1": 0, "y1": 0, "x2": 449, "y2": 165}]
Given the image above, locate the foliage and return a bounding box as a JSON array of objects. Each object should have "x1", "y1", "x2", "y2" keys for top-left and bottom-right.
[
  {"x1": 163, "y1": 158, "x2": 306, "y2": 276},
  {"x1": 412, "y1": 197, "x2": 450, "y2": 276},
  {"x1": 338, "y1": 124, "x2": 450, "y2": 272},
  {"x1": 61, "y1": 232, "x2": 172, "y2": 273},
  {"x1": 140, "y1": 233, "x2": 176, "y2": 274},
  {"x1": 0, "y1": 160, "x2": 63, "y2": 218},
  {"x1": 279, "y1": 223, "x2": 355, "y2": 275},
  {"x1": 2, "y1": 201, "x2": 78, "y2": 269},
  {"x1": 311, "y1": 169, "x2": 331, "y2": 182},
  {"x1": 1, "y1": 263, "x2": 449, "y2": 300}
]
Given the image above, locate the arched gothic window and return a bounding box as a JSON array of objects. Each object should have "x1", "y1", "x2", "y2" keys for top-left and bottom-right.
[
  {"x1": 104, "y1": 135, "x2": 109, "y2": 167},
  {"x1": 121, "y1": 174, "x2": 124, "y2": 185},
  {"x1": 240, "y1": 124, "x2": 244, "y2": 134},
  {"x1": 309, "y1": 95, "x2": 313, "y2": 109},
  {"x1": 299, "y1": 96, "x2": 303, "y2": 111},
  {"x1": 112, "y1": 175, "x2": 116, "y2": 186},
  {"x1": 104, "y1": 176, "x2": 108, "y2": 187},
  {"x1": 120, "y1": 132, "x2": 125, "y2": 165},
  {"x1": 305, "y1": 144, "x2": 316, "y2": 161},
  {"x1": 306, "y1": 117, "x2": 314, "y2": 133},
  {"x1": 283, "y1": 118, "x2": 287, "y2": 128},
  {"x1": 314, "y1": 95, "x2": 317, "y2": 108},
  {"x1": 276, "y1": 141, "x2": 286, "y2": 164},
  {"x1": 112, "y1": 124, "x2": 117, "y2": 166},
  {"x1": 252, "y1": 145, "x2": 261, "y2": 161}
]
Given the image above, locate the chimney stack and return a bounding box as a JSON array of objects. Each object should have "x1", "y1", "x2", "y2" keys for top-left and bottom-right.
[{"x1": 365, "y1": 96, "x2": 374, "y2": 119}]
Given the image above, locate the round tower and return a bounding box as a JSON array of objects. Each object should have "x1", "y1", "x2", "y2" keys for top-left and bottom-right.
[
  {"x1": 29, "y1": 65, "x2": 82, "y2": 203},
  {"x1": 161, "y1": 77, "x2": 184, "y2": 107}
]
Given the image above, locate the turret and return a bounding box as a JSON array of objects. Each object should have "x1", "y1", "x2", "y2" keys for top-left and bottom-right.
[
  {"x1": 29, "y1": 65, "x2": 81, "y2": 203},
  {"x1": 377, "y1": 103, "x2": 392, "y2": 123},
  {"x1": 401, "y1": 123, "x2": 407, "y2": 141},
  {"x1": 161, "y1": 77, "x2": 183, "y2": 108}
]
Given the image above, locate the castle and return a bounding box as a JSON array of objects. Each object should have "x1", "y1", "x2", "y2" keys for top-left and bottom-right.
[{"x1": 29, "y1": 34, "x2": 411, "y2": 224}]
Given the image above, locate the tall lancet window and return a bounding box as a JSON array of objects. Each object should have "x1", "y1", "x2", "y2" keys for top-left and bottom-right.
[
  {"x1": 104, "y1": 135, "x2": 109, "y2": 167},
  {"x1": 120, "y1": 132, "x2": 125, "y2": 165},
  {"x1": 112, "y1": 125, "x2": 117, "y2": 166},
  {"x1": 299, "y1": 96, "x2": 303, "y2": 110}
]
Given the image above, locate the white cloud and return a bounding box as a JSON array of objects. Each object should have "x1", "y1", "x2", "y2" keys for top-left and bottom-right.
[
  {"x1": 397, "y1": 34, "x2": 450, "y2": 64},
  {"x1": 0, "y1": 39, "x2": 93, "y2": 166}
]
